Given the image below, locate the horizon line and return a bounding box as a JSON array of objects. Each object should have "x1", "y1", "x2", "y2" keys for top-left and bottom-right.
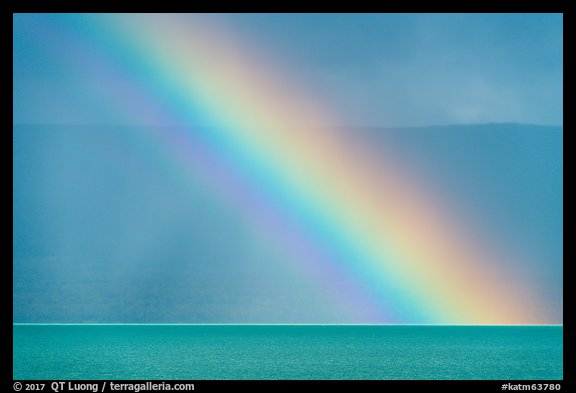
[{"x1": 12, "y1": 323, "x2": 564, "y2": 327}]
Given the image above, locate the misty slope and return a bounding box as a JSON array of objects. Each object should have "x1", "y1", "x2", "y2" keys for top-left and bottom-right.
[{"x1": 13, "y1": 123, "x2": 562, "y2": 323}]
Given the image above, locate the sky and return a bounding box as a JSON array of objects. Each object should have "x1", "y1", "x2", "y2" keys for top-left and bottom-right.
[
  {"x1": 13, "y1": 13, "x2": 562, "y2": 127},
  {"x1": 13, "y1": 14, "x2": 563, "y2": 324}
]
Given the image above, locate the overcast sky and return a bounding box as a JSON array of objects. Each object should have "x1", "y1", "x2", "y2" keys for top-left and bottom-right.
[{"x1": 13, "y1": 13, "x2": 562, "y2": 127}]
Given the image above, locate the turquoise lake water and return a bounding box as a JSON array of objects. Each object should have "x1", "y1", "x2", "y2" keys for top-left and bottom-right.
[{"x1": 13, "y1": 325, "x2": 562, "y2": 380}]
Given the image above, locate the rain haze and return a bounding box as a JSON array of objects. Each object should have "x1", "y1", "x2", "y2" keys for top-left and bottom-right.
[{"x1": 13, "y1": 13, "x2": 562, "y2": 324}]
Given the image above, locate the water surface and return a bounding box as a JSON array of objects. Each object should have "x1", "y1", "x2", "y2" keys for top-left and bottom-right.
[{"x1": 13, "y1": 325, "x2": 562, "y2": 380}]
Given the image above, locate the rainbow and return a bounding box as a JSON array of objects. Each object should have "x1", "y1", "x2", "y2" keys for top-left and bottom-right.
[{"x1": 30, "y1": 13, "x2": 550, "y2": 324}]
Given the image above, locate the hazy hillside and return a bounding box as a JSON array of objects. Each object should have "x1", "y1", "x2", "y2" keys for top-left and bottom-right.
[{"x1": 13, "y1": 123, "x2": 563, "y2": 323}]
